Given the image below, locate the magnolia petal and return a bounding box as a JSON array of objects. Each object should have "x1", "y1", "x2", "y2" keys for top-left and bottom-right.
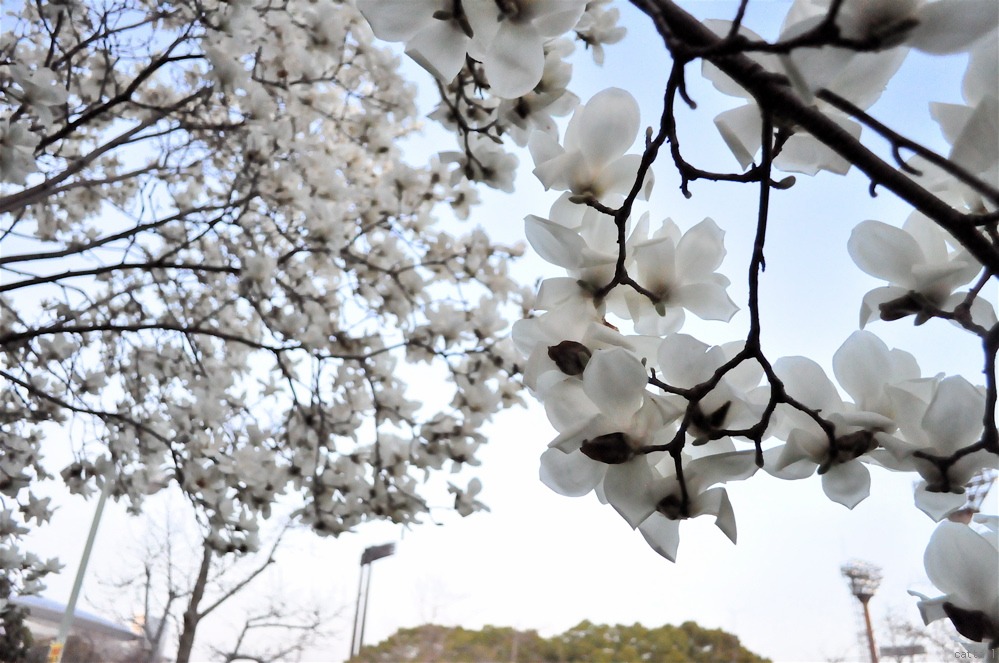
[
  {"x1": 714, "y1": 104, "x2": 762, "y2": 170},
  {"x1": 924, "y1": 520, "x2": 999, "y2": 615},
  {"x1": 594, "y1": 154, "x2": 645, "y2": 200},
  {"x1": 973, "y1": 514, "x2": 999, "y2": 543},
  {"x1": 826, "y1": 47, "x2": 908, "y2": 110},
  {"x1": 965, "y1": 33, "x2": 998, "y2": 105},
  {"x1": 887, "y1": 347, "x2": 922, "y2": 383},
  {"x1": 774, "y1": 117, "x2": 860, "y2": 175},
  {"x1": 687, "y1": 450, "x2": 760, "y2": 492},
  {"x1": 910, "y1": 0, "x2": 999, "y2": 54},
  {"x1": 691, "y1": 487, "x2": 737, "y2": 544},
  {"x1": 774, "y1": 356, "x2": 841, "y2": 412},
  {"x1": 948, "y1": 95, "x2": 998, "y2": 176},
  {"x1": 676, "y1": 217, "x2": 727, "y2": 280},
  {"x1": 483, "y1": 22, "x2": 545, "y2": 99},
  {"x1": 849, "y1": 220, "x2": 924, "y2": 285},
  {"x1": 763, "y1": 444, "x2": 817, "y2": 480},
  {"x1": 532, "y1": 151, "x2": 576, "y2": 191},
  {"x1": 914, "y1": 481, "x2": 966, "y2": 521},
  {"x1": 674, "y1": 282, "x2": 739, "y2": 322},
  {"x1": 781, "y1": 427, "x2": 828, "y2": 467},
  {"x1": 604, "y1": 459, "x2": 659, "y2": 528},
  {"x1": 357, "y1": 0, "x2": 439, "y2": 41},
  {"x1": 965, "y1": 295, "x2": 999, "y2": 328},
  {"x1": 821, "y1": 461, "x2": 871, "y2": 509},
  {"x1": 639, "y1": 513, "x2": 682, "y2": 562},
  {"x1": 547, "y1": 192, "x2": 588, "y2": 229},
  {"x1": 529, "y1": 130, "x2": 565, "y2": 171},
  {"x1": 525, "y1": 215, "x2": 590, "y2": 269},
  {"x1": 858, "y1": 285, "x2": 910, "y2": 328},
  {"x1": 930, "y1": 102, "x2": 975, "y2": 150},
  {"x1": 548, "y1": 413, "x2": 603, "y2": 452},
  {"x1": 577, "y1": 88, "x2": 640, "y2": 169},
  {"x1": 539, "y1": 448, "x2": 605, "y2": 497},
  {"x1": 583, "y1": 346, "x2": 648, "y2": 419},
  {"x1": 833, "y1": 330, "x2": 891, "y2": 409},
  {"x1": 908, "y1": 590, "x2": 950, "y2": 625},
  {"x1": 531, "y1": 1, "x2": 588, "y2": 36},
  {"x1": 922, "y1": 376, "x2": 984, "y2": 454},
  {"x1": 634, "y1": 234, "x2": 677, "y2": 291},
  {"x1": 633, "y1": 304, "x2": 684, "y2": 336},
  {"x1": 405, "y1": 20, "x2": 471, "y2": 83},
  {"x1": 543, "y1": 380, "x2": 601, "y2": 433},
  {"x1": 535, "y1": 277, "x2": 587, "y2": 311},
  {"x1": 657, "y1": 333, "x2": 713, "y2": 387},
  {"x1": 722, "y1": 346, "x2": 765, "y2": 393}
]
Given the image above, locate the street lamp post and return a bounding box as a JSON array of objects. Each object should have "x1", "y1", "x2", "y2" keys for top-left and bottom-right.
[
  {"x1": 349, "y1": 543, "x2": 395, "y2": 660},
  {"x1": 842, "y1": 560, "x2": 882, "y2": 663}
]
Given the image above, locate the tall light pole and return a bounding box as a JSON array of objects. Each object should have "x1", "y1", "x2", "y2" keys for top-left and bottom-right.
[
  {"x1": 349, "y1": 543, "x2": 395, "y2": 660},
  {"x1": 842, "y1": 560, "x2": 882, "y2": 663},
  {"x1": 48, "y1": 476, "x2": 114, "y2": 663}
]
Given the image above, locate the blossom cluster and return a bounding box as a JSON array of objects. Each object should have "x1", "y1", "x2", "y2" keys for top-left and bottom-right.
[
  {"x1": 360, "y1": 0, "x2": 998, "y2": 646},
  {"x1": 0, "y1": 0, "x2": 529, "y2": 607}
]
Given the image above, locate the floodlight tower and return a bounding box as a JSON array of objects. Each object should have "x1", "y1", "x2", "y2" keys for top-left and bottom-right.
[
  {"x1": 842, "y1": 559, "x2": 882, "y2": 663},
  {"x1": 349, "y1": 543, "x2": 396, "y2": 659}
]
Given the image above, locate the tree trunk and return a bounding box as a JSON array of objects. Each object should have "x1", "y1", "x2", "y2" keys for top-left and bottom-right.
[{"x1": 175, "y1": 544, "x2": 212, "y2": 663}]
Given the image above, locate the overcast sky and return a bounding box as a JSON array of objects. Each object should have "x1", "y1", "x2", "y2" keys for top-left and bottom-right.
[{"x1": 25, "y1": 2, "x2": 998, "y2": 662}]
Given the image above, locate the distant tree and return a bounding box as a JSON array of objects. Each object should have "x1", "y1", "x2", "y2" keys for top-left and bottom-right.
[
  {"x1": 91, "y1": 503, "x2": 334, "y2": 663},
  {"x1": 549, "y1": 620, "x2": 770, "y2": 663},
  {"x1": 352, "y1": 620, "x2": 769, "y2": 663}
]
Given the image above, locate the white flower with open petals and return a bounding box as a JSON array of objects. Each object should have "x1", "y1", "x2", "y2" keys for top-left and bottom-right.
[
  {"x1": 466, "y1": 0, "x2": 587, "y2": 99},
  {"x1": 835, "y1": 0, "x2": 998, "y2": 54},
  {"x1": 619, "y1": 218, "x2": 738, "y2": 334},
  {"x1": 909, "y1": 520, "x2": 999, "y2": 644},
  {"x1": 633, "y1": 451, "x2": 758, "y2": 562},
  {"x1": 358, "y1": 0, "x2": 586, "y2": 98},
  {"x1": 656, "y1": 334, "x2": 765, "y2": 446},
  {"x1": 357, "y1": 0, "x2": 472, "y2": 85},
  {"x1": 531, "y1": 87, "x2": 651, "y2": 202},
  {"x1": 767, "y1": 332, "x2": 920, "y2": 509},
  {"x1": 538, "y1": 346, "x2": 680, "y2": 499},
  {"x1": 849, "y1": 213, "x2": 986, "y2": 327},
  {"x1": 881, "y1": 375, "x2": 998, "y2": 520},
  {"x1": 702, "y1": 11, "x2": 904, "y2": 175}
]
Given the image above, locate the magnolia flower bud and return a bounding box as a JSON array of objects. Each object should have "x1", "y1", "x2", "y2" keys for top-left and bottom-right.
[
  {"x1": 655, "y1": 493, "x2": 686, "y2": 520},
  {"x1": 579, "y1": 432, "x2": 634, "y2": 464},
  {"x1": 548, "y1": 340, "x2": 591, "y2": 375}
]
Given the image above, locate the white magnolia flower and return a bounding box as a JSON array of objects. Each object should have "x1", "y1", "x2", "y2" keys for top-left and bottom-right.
[
  {"x1": 358, "y1": 0, "x2": 586, "y2": 98},
  {"x1": 881, "y1": 375, "x2": 998, "y2": 520},
  {"x1": 357, "y1": 0, "x2": 472, "y2": 85},
  {"x1": 573, "y1": 0, "x2": 626, "y2": 65},
  {"x1": 449, "y1": 477, "x2": 486, "y2": 517},
  {"x1": 522, "y1": 202, "x2": 649, "y2": 319},
  {"x1": 6, "y1": 64, "x2": 68, "y2": 126},
  {"x1": 909, "y1": 520, "x2": 999, "y2": 644},
  {"x1": 767, "y1": 332, "x2": 920, "y2": 508},
  {"x1": 656, "y1": 334, "x2": 766, "y2": 447},
  {"x1": 538, "y1": 347, "x2": 680, "y2": 499},
  {"x1": 0, "y1": 119, "x2": 40, "y2": 185},
  {"x1": 849, "y1": 213, "x2": 986, "y2": 327},
  {"x1": 835, "y1": 0, "x2": 998, "y2": 53},
  {"x1": 466, "y1": 0, "x2": 587, "y2": 99},
  {"x1": 701, "y1": 16, "x2": 902, "y2": 175},
  {"x1": 530, "y1": 87, "x2": 652, "y2": 202},
  {"x1": 496, "y1": 39, "x2": 578, "y2": 145},
  {"x1": 634, "y1": 451, "x2": 759, "y2": 562},
  {"x1": 618, "y1": 218, "x2": 739, "y2": 334}
]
